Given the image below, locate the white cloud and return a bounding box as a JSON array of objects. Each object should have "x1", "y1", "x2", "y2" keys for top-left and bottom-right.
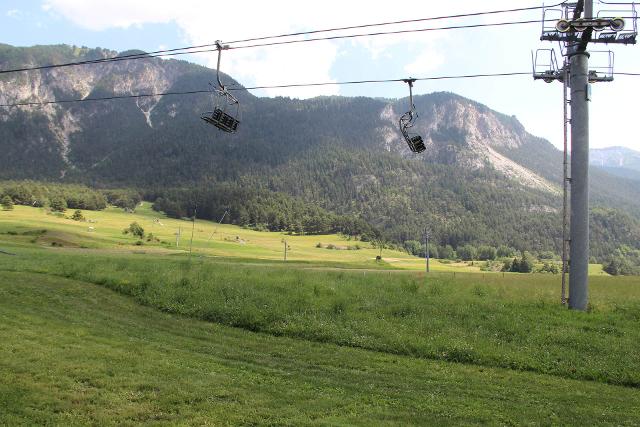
[
  {"x1": 404, "y1": 49, "x2": 445, "y2": 76},
  {"x1": 6, "y1": 9, "x2": 21, "y2": 18},
  {"x1": 43, "y1": 0, "x2": 510, "y2": 98}
]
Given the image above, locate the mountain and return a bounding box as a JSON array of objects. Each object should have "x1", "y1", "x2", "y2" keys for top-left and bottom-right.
[
  {"x1": 591, "y1": 146, "x2": 640, "y2": 182},
  {"x1": 2, "y1": 43, "x2": 640, "y2": 258}
]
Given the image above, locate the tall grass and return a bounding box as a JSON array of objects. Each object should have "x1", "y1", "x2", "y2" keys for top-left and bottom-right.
[{"x1": 2, "y1": 249, "x2": 639, "y2": 387}]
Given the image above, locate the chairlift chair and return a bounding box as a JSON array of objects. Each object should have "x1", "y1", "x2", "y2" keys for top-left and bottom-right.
[
  {"x1": 399, "y1": 79, "x2": 426, "y2": 154},
  {"x1": 201, "y1": 41, "x2": 241, "y2": 133}
]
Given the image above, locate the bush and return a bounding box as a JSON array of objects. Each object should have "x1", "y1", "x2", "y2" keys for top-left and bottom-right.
[
  {"x1": 503, "y1": 251, "x2": 535, "y2": 273},
  {"x1": 497, "y1": 245, "x2": 516, "y2": 258},
  {"x1": 518, "y1": 251, "x2": 535, "y2": 273},
  {"x1": 49, "y1": 197, "x2": 67, "y2": 213},
  {"x1": 457, "y1": 245, "x2": 477, "y2": 261},
  {"x1": 1, "y1": 195, "x2": 13, "y2": 210},
  {"x1": 124, "y1": 222, "x2": 145, "y2": 239},
  {"x1": 477, "y1": 245, "x2": 497, "y2": 261},
  {"x1": 404, "y1": 240, "x2": 422, "y2": 256},
  {"x1": 439, "y1": 245, "x2": 456, "y2": 260},
  {"x1": 71, "y1": 210, "x2": 85, "y2": 221},
  {"x1": 603, "y1": 256, "x2": 637, "y2": 276},
  {"x1": 538, "y1": 251, "x2": 556, "y2": 261},
  {"x1": 539, "y1": 262, "x2": 560, "y2": 274}
]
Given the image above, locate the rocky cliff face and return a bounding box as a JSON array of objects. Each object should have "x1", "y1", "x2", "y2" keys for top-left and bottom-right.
[
  {"x1": 377, "y1": 93, "x2": 558, "y2": 193},
  {"x1": 0, "y1": 43, "x2": 558, "y2": 194}
]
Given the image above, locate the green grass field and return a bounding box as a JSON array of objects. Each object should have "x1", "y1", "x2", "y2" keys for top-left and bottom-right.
[
  {"x1": 3, "y1": 271, "x2": 639, "y2": 425},
  {"x1": 0, "y1": 203, "x2": 607, "y2": 274},
  {"x1": 1, "y1": 204, "x2": 638, "y2": 424}
]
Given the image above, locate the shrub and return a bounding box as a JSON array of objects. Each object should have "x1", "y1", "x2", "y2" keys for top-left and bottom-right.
[
  {"x1": 539, "y1": 262, "x2": 560, "y2": 274},
  {"x1": 1, "y1": 195, "x2": 13, "y2": 210},
  {"x1": 71, "y1": 210, "x2": 85, "y2": 221},
  {"x1": 477, "y1": 245, "x2": 497, "y2": 261},
  {"x1": 457, "y1": 245, "x2": 477, "y2": 261},
  {"x1": 497, "y1": 245, "x2": 516, "y2": 258},
  {"x1": 49, "y1": 197, "x2": 67, "y2": 213},
  {"x1": 439, "y1": 245, "x2": 456, "y2": 260},
  {"x1": 124, "y1": 222, "x2": 145, "y2": 239}
]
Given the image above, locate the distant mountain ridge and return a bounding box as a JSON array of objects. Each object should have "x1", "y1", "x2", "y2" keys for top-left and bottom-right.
[
  {"x1": 590, "y1": 146, "x2": 640, "y2": 181},
  {"x1": 2, "y1": 43, "x2": 640, "y2": 257}
]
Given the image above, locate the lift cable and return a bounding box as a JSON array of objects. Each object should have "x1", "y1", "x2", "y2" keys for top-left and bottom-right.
[
  {"x1": 0, "y1": 71, "x2": 556, "y2": 108},
  {"x1": 0, "y1": 21, "x2": 544, "y2": 75},
  {"x1": 2, "y1": 70, "x2": 638, "y2": 109},
  {"x1": 225, "y1": 20, "x2": 543, "y2": 51},
  {"x1": 225, "y1": 3, "x2": 564, "y2": 45},
  {"x1": 0, "y1": 3, "x2": 564, "y2": 76}
]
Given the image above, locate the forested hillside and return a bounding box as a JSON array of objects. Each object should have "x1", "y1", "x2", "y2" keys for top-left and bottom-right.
[{"x1": 2, "y1": 43, "x2": 640, "y2": 260}]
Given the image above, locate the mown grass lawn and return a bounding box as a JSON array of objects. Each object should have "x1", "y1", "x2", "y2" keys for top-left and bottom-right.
[
  {"x1": 2, "y1": 271, "x2": 639, "y2": 425},
  {"x1": 1, "y1": 246, "x2": 638, "y2": 388}
]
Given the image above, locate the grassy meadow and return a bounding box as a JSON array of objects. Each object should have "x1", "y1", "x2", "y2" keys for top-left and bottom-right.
[
  {"x1": 1, "y1": 204, "x2": 639, "y2": 424},
  {"x1": 0, "y1": 203, "x2": 607, "y2": 273}
]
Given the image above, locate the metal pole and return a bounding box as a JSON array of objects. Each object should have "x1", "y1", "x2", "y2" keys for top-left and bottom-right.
[
  {"x1": 424, "y1": 229, "x2": 430, "y2": 273},
  {"x1": 189, "y1": 204, "x2": 197, "y2": 259},
  {"x1": 568, "y1": 47, "x2": 590, "y2": 311},
  {"x1": 561, "y1": 61, "x2": 570, "y2": 306},
  {"x1": 427, "y1": 234, "x2": 430, "y2": 273},
  {"x1": 584, "y1": 0, "x2": 593, "y2": 19},
  {"x1": 424, "y1": 230, "x2": 427, "y2": 274}
]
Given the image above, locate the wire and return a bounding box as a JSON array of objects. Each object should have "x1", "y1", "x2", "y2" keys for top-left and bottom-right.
[
  {"x1": 2, "y1": 70, "x2": 639, "y2": 108},
  {"x1": 228, "y1": 20, "x2": 543, "y2": 51},
  {"x1": 0, "y1": 3, "x2": 559, "y2": 76},
  {"x1": 225, "y1": 3, "x2": 562, "y2": 45},
  {"x1": 0, "y1": 90, "x2": 208, "y2": 108},
  {"x1": 0, "y1": 19, "x2": 546, "y2": 77},
  {"x1": 0, "y1": 71, "x2": 532, "y2": 108},
  {"x1": 234, "y1": 72, "x2": 532, "y2": 91}
]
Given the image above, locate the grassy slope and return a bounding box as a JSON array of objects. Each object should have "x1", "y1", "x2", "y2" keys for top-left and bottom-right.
[
  {"x1": 1, "y1": 246, "x2": 639, "y2": 388},
  {"x1": 2, "y1": 271, "x2": 640, "y2": 425},
  {"x1": 0, "y1": 203, "x2": 607, "y2": 274}
]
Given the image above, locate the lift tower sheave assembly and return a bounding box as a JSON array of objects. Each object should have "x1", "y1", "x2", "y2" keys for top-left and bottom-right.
[{"x1": 533, "y1": 0, "x2": 638, "y2": 310}]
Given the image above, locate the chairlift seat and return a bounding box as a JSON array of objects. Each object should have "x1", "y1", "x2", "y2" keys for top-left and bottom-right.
[
  {"x1": 201, "y1": 107, "x2": 240, "y2": 133},
  {"x1": 408, "y1": 135, "x2": 426, "y2": 153}
]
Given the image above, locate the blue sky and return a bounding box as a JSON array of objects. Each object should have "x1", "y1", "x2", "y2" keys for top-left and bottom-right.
[{"x1": 1, "y1": 0, "x2": 639, "y2": 151}]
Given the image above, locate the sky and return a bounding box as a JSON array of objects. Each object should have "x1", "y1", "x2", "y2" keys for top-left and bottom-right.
[{"x1": 1, "y1": 0, "x2": 639, "y2": 151}]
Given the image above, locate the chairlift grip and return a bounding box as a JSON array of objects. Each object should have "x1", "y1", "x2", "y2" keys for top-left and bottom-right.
[
  {"x1": 403, "y1": 78, "x2": 417, "y2": 111},
  {"x1": 215, "y1": 40, "x2": 229, "y2": 90}
]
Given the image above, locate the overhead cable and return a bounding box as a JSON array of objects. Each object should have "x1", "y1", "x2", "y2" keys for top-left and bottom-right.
[
  {"x1": 0, "y1": 71, "x2": 533, "y2": 108},
  {"x1": 2, "y1": 70, "x2": 639, "y2": 108},
  {"x1": 0, "y1": 2, "x2": 559, "y2": 75}
]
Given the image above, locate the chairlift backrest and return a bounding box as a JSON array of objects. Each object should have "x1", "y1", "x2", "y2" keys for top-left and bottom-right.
[
  {"x1": 399, "y1": 79, "x2": 426, "y2": 153},
  {"x1": 201, "y1": 41, "x2": 241, "y2": 133}
]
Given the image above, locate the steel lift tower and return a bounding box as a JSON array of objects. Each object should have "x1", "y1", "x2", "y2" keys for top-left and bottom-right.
[{"x1": 533, "y1": 1, "x2": 637, "y2": 310}]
